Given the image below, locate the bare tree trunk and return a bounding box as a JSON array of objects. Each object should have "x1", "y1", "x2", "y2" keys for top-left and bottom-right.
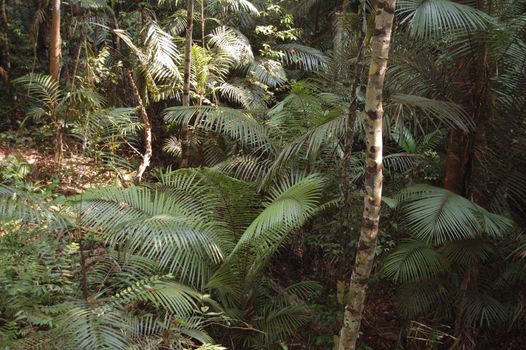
[
  {"x1": 0, "y1": 0, "x2": 10, "y2": 79},
  {"x1": 49, "y1": 0, "x2": 61, "y2": 80},
  {"x1": 338, "y1": 1, "x2": 396, "y2": 349},
  {"x1": 200, "y1": 0, "x2": 205, "y2": 47},
  {"x1": 180, "y1": 0, "x2": 194, "y2": 168},
  {"x1": 49, "y1": 0, "x2": 63, "y2": 165},
  {"x1": 0, "y1": 0, "x2": 17, "y2": 128},
  {"x1": 128, "y1": 70, "x2": 153, "y2": 183}
]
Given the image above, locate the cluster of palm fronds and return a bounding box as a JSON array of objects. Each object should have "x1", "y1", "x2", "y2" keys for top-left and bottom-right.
[{"x1": 0, "y1": 167, "x2": 327, "y2": 349}]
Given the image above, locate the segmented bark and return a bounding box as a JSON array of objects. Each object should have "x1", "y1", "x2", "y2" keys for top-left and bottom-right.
[{"x1": 338, "y1": 1, "x2": 396, "y2": 349}]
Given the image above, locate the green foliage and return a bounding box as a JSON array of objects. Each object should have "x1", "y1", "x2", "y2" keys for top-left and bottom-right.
[
  {"x1": 1, "y1": 0, "x2": 526, "y2": 349},
  {"x1": 384, "y1": 185, "x2": 525, "y2": 340}
]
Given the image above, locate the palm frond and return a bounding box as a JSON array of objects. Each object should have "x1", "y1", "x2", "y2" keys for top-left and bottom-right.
[
  {"x1": 13, "y1": 74, "x2": 62, "y2": 115},
  {"x1": 75, "y1": 185, "x2": 229, "y2": 287},
  {"x1": 395, "y1": 185, "x2": 513, "y2": 245},
  {"x1": 163, "y1": 106, "x2": 276, "y2": 154},
  {"x1": 274, "y1": 44, "x2": 328, "y2": 71},
  {"x1": 389, "y1": 94, "x2": 474, "y2": 133},
  {"x1": 383, "y1": 239, "x2": 448, "y2": 283},
  {"x1": 230, "y1": 173, "x2": 325, "y2": 257},
  {"x1": 397, "y1": 0, "x2": 490, "y2": 39}
]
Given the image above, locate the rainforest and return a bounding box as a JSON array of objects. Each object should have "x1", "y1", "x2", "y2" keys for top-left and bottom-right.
[{"x1": 0, "y1": 0, "x2": 525, "y2": 349}]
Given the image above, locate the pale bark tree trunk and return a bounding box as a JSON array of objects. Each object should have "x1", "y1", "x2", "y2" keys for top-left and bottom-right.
[
  {"x1": 128, "y1": 70, "x2": 153, "y2": 184},
  {"x1": 338, "y1": 1, "x2": 397, "y2": 349},
  {"x1": 133, "y1": 8, "x2": 153, "y2": 183},
  {"x1": 49, "y1": 0, "x2": 63, "y2": 165},
  {"x1": 180, "y1": 0, "x2": 194, "y2": 168}
]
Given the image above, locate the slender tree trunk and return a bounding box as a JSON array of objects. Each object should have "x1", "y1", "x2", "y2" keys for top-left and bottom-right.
[
  {"x1": 0, "y1": 0, "x2": 17, "y2": 128},
  {"x1": 49, "y1": 0, "x2": 61, "y2": 80},
  {"x1": 200, "y1": 0, "x2": 205, "y2": 47},
  {"x1": 338, "y1": 1, "x2": 396, "y2": 349},
  {"x1": 128, "y1": 70, "x2": 153, "y2": 183},
  {"x1": 70, "y1": 17, "x2": 86, "y2": 90},
  {"x1": 180, "y1": 0, "x2": 194, "y2": 168},
  {"x1": 49, "y1": 0, "x2": 63, "y2": 165},
  {"x1": 449, "y1": 40, "x2": 490, "y2": 350},
  {"x1": 0, "y1": 0, "x2": 10, "y2": 79}
]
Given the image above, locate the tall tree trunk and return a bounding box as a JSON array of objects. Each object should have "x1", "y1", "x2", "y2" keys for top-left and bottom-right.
[
  {"x1": 200, "y1": 0, "x2": 205, "y2": 47},
  {"x1": 49, "y1": 0, "x2": 63, "y2": 165},
  {"x1": 128, "y1": 70, "x2": 153, "y2": 183},
  {"x1": 338, "y1": 1, "x2": 396, "y2": 349},
  {"x1": 0, "y1": 0, "x2": 16, "y2": 128},
  {"x1": 132, "y1": 8, "x2": 154, "y2": 183},
  {"x1": 49, "y1": 0, "x2": 61, "y2": 80},
  {"x1": 448, "y1": 40, "x2": 490, "y2": 350},
  {"x1": 180, "y1": 0, "x2": 194, "y2": 168},
  {"x1": 0, "y1": 0, "x2": 10, "y2": 76}
]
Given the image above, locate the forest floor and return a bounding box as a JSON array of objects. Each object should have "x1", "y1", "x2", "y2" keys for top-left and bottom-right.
[{"x1": 0, "y1": 136, "x2": 127, "y2": 195}]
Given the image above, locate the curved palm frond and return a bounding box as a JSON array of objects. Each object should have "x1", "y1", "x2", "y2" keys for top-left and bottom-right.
[
  {"x1": 13, "y1": 74, "x2": 62, "y2": 116},
  {"x1": 396, "y1": 279, "x2": 451, "y2": 318},
  {"x1": 207, "y1": 26, "x2": 254, "y2": 64},
  {"x1": 230, "y1": 173, "x2": 325, "y2": 258},
  {"x1": 248, "y1": 59, "x2": 287, "y2": 88},
  {"x1": 163, "y1": 106, "x2": 276, "y2": 154},
  {"x1": 74, "y1": 185, "x2": 229, "y2": 288},
  {"x1": 274, "y1": 44, "x2": 328, "y2": 71},
  {"x1": 217, "y1": 80, "x2": 268, "y2": 110},
  {"x1": 213, "y1": 155, "x2": 274, "y2": 182},
  {"x1": 395, "y1": 185, "x2": 513, "y2": 244},
  {"x1": 397, "y1": 0, "x2": 490, "y2": 39},
  {"x1": 0, "y1": 185, "x2": 68, "y2": 230},
  {"x1": 389, "y1": 94, "x2": 474, "y2": 133},
  {"x1": 383, "y1": 239, "x2": 448, "y2": 283}
]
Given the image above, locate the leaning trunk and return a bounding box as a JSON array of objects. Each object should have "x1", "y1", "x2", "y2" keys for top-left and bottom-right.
[
  {"x1": 180, "y1": 0, "x2": 194, "y2": 168},
  {"x1": 338, "y1": 1, "x2": 396, "y2": 349}
]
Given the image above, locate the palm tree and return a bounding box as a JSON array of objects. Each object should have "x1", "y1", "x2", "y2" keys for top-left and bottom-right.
[
  {"x1": 14, "y1": 73, "x2": 104, "y2": 165},
  {"x1": 382, "y1": 185, "x2": 521, "y2": 349},
  {"x1": 0, "y1": 166, "x2": 328, "y2": 348}
]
